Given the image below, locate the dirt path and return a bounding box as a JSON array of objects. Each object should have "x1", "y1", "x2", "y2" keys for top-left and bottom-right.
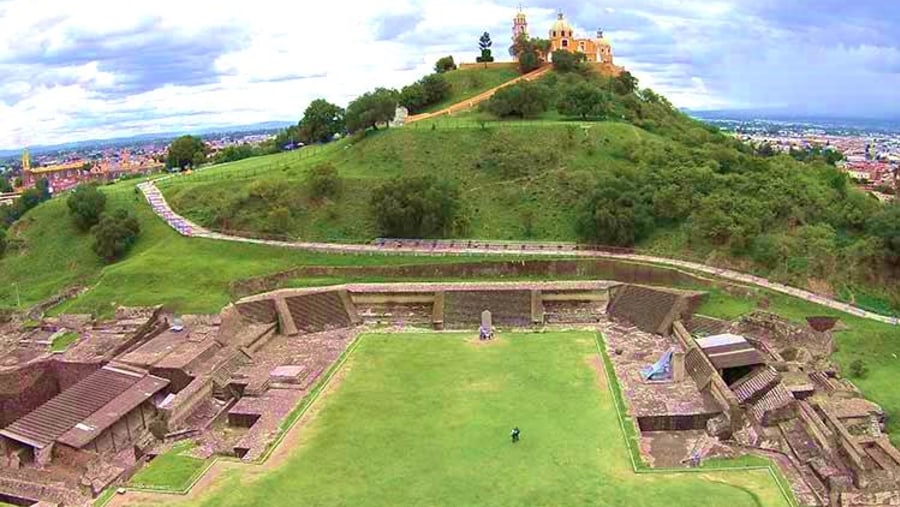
[{"x1": 405, "y1": 65, "x2": 552, "y2": 124}]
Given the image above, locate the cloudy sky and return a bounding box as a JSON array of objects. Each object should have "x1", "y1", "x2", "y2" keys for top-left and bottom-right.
[{"x1": 0, "y1": 0, "x2": 897, "y2": 149}]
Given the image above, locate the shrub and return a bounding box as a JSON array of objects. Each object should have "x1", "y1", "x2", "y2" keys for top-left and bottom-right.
[
  {"x1": 370, "y1": 175, "x2": 461, "y2": 238},
  {"x1": 67, "y1": 184, "x2": 107, "y2": 231},
  {"x1": 483, "y1": 81, "x2": 550, "y2": 119},
  {"x1": 91, "y1": 209, "x2": 140, "y2": 262},
  {"x1": 307, "y1": 163, "x2": 342, "y2": 199},
  {"x1": 848, "y1": 359, "x2": 868, "y2": 379},
  {"x1": 265, "y1": 207, "x2": 292, "y2": 235},
  {"x1": 0, "y1": 227, "x2": 6, "y2": 257},
  {"x1": 550, "y1": 49, "x2": 587, "y2": 73},
  {"x1": 577, "y1": 177, "x2": 653, "y2": 246},
  {"x1": 435, "y1": 56, "x2": 457, "y2": 73}
]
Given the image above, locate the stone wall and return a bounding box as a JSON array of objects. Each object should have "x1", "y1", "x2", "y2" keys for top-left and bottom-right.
[
  {"x1": 443, "y1": 290, "x2": 532, "y2": 328},
  {"x1": 0, "y1": 360, "x2": 102, "y2": 428},
  {"x1": 160, "y1": 377, "x2": 213, "y2": 430},
  {"x1": 229, "y1": 259, "x2": 721, "y2": 300},
  {"x1": 0, "y1": 362, "x2": 57, "y2": 428},
  {"x1": 637, "y1": 413, "x2": 719, "y2": 432}
]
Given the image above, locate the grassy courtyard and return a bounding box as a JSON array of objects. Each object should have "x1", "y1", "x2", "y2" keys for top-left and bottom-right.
[{"x1": 138, "y1": 332, "x2": 789, "y2": 507}]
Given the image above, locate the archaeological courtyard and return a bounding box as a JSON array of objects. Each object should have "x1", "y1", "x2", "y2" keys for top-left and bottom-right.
[{"x1": 0, "y1": 270, "x2": 899, "y2": 507}]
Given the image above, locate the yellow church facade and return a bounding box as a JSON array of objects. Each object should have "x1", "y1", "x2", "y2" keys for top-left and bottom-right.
[{"x1": 512, "y1": 9, "x2": 623, "y2": 75}]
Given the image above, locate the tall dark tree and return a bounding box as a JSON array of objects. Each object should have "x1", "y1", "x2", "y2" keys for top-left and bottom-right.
[
  {"x1": 345, "y1": 88, "x2": 399, "y2": 133},
  {"x1": 299, "y1": 99, "x2": 345, "y2": 144},
  {"x1": 67, "y1": 184, "x2": 107, "y2": 231},
  {"x1": 476, "y1": 32, "x2": 494, "y2": 63},
  {"x1": 166, "y1": 135, "x2": 207, "y2": 170},
  {"x1": 0, "y1": 178, "x2": 13, "y2": 193}
]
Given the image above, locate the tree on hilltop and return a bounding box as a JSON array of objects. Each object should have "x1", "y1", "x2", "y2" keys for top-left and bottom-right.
[
  {"x1": 420, "y1": 73, "x2": 450, "y2": 104},
  {"x1": 435, "y1": 56, "x2": 457, "y2": 73},
  {"x1": 345, "y1": 88, "x2": 399, "y2": 133},
  {"x1": 512, "y1": 34, "x2": 550, "y2": 74},
  {"x1": 476, "y1": 32, "x2": 494, "y2": 63},
  {"x1": 300, "y1": 99, "x2": 345, "y2": 144},
  {"x1": 67, "y1": 183, "x2": 107, "y2": 231},
  {"x1": 166, "y1": 135, "x2": 207, "y2": 170},
  {"x1": 399, "y1": 82, "x2": 428, "y2": 112},
  {"x1": 550, "y1": 49, "x2": 587, "y2": 73},
  {"x1": 0, "y1": 178, "x2": 13, "y2": 193}
]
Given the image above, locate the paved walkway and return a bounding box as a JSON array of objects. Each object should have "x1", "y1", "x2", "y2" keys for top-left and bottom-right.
[{"x1": 138, "y1": 180, "x2": 898, "y2": 326}]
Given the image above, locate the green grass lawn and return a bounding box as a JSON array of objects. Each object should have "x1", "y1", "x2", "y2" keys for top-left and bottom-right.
[
  {"x1": 129, "y1": 442, "x2": 208, "y2": 491},
  {"x1": 419, "y1": 64, "x2": 521, "y2": 114},
  {"x1": 50, "y1": 331, "x2": 79, "y2": 352},
  {"x1": 145, "y1": 332, "x2": 788, "y2": 507}
]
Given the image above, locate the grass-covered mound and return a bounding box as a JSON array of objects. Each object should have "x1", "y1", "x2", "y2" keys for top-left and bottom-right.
[
  {"x1": 161, "y1": 93, "x2": 897, "y2": 306},
  {"x1": 143, "y1": 332, "x2": 789, "y2": 507},
  {"x1": 420, "y1": 63, "x2": 519, "y2": 113},
  {"x1": 0, "y1": 183, "x2": 502, "y2": 314}
]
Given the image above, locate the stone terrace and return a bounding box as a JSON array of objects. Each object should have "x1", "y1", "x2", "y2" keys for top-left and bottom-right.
[
  {"x1": 211, "y1": 328, "x2": 359, "y2": 461},
  {"x1": 599, "y1": 318, "x2": 720, "y2": 426}
]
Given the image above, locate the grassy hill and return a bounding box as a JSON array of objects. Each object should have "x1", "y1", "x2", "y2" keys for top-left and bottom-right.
[
  {"x1": 158, "y1": 65, "x2": 898, "y2": 310},
  {"x1": 419, "y1": 64, "x2": 520, "y2": 113}
]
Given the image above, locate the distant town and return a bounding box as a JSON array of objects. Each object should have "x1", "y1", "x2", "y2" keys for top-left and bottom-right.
[
  {"x1": 0, "y1": 127, "x2": 284, "y2": 205},
  {"x1": 696, "y1": 113, "x2": 900, "y2": 202}
]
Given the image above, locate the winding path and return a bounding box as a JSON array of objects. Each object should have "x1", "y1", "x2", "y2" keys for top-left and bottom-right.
[{"x1": 138, "y1": 181, "x2": 898, "y2": 326}]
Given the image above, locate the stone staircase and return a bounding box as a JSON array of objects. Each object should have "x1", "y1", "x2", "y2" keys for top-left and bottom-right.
[{"x1": 284, "y1": 291, "x2": 353, "y2": 332}]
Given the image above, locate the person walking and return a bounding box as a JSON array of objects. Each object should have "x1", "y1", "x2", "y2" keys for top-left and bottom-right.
[{"x1": 511, "y1": 426, "x2": 520, "y2": 443}]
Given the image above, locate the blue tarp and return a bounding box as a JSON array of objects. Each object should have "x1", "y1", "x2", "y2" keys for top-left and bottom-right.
[{"x1": 641, "y1": 349, "x2": 673, "y2": 381}]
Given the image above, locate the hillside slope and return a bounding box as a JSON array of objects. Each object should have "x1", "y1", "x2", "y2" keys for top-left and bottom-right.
[
  {"x1": 0, "y1": 185, "x2": 488, "y2": 314},
  {"x1": 158, "y1": 67, "x2": 898, "y2": 308}
]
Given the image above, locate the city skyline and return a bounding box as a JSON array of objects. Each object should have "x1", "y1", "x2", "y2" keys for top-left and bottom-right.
[{"x1": 1, "y1": 0, "x2": 898, "y2": 149}]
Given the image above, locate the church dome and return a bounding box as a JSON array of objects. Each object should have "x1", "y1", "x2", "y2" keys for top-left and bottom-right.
[{"x1": 550, "y1": 12, "x2": 572, "y2": 35}]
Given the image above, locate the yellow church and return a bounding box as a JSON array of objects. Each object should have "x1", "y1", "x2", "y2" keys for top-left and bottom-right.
[{"x1": 513, "y1": 8, "x2": 622, "y2": 74}]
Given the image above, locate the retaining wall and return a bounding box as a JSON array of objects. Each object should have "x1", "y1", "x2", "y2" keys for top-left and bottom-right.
[{"x1": 229, "y1": 259, "x2": 722, "y2": 300}]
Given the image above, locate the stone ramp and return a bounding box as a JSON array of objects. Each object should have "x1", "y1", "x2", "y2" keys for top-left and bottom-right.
[
  {"x1": 607, "y1": 285, "x2": 702, "y2": 335},
  {"x1": 283, "y1": 291, "x2": 354, "y2": 333}
]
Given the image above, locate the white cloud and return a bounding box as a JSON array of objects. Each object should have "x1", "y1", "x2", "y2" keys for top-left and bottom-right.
[{"x1": 0, "y1": 0, "x2": 897, "y2": 149}]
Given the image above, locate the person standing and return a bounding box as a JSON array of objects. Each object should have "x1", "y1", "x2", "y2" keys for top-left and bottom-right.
[{"x1": 511, "y1": 427, "x2": 520, "y2": 443}]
